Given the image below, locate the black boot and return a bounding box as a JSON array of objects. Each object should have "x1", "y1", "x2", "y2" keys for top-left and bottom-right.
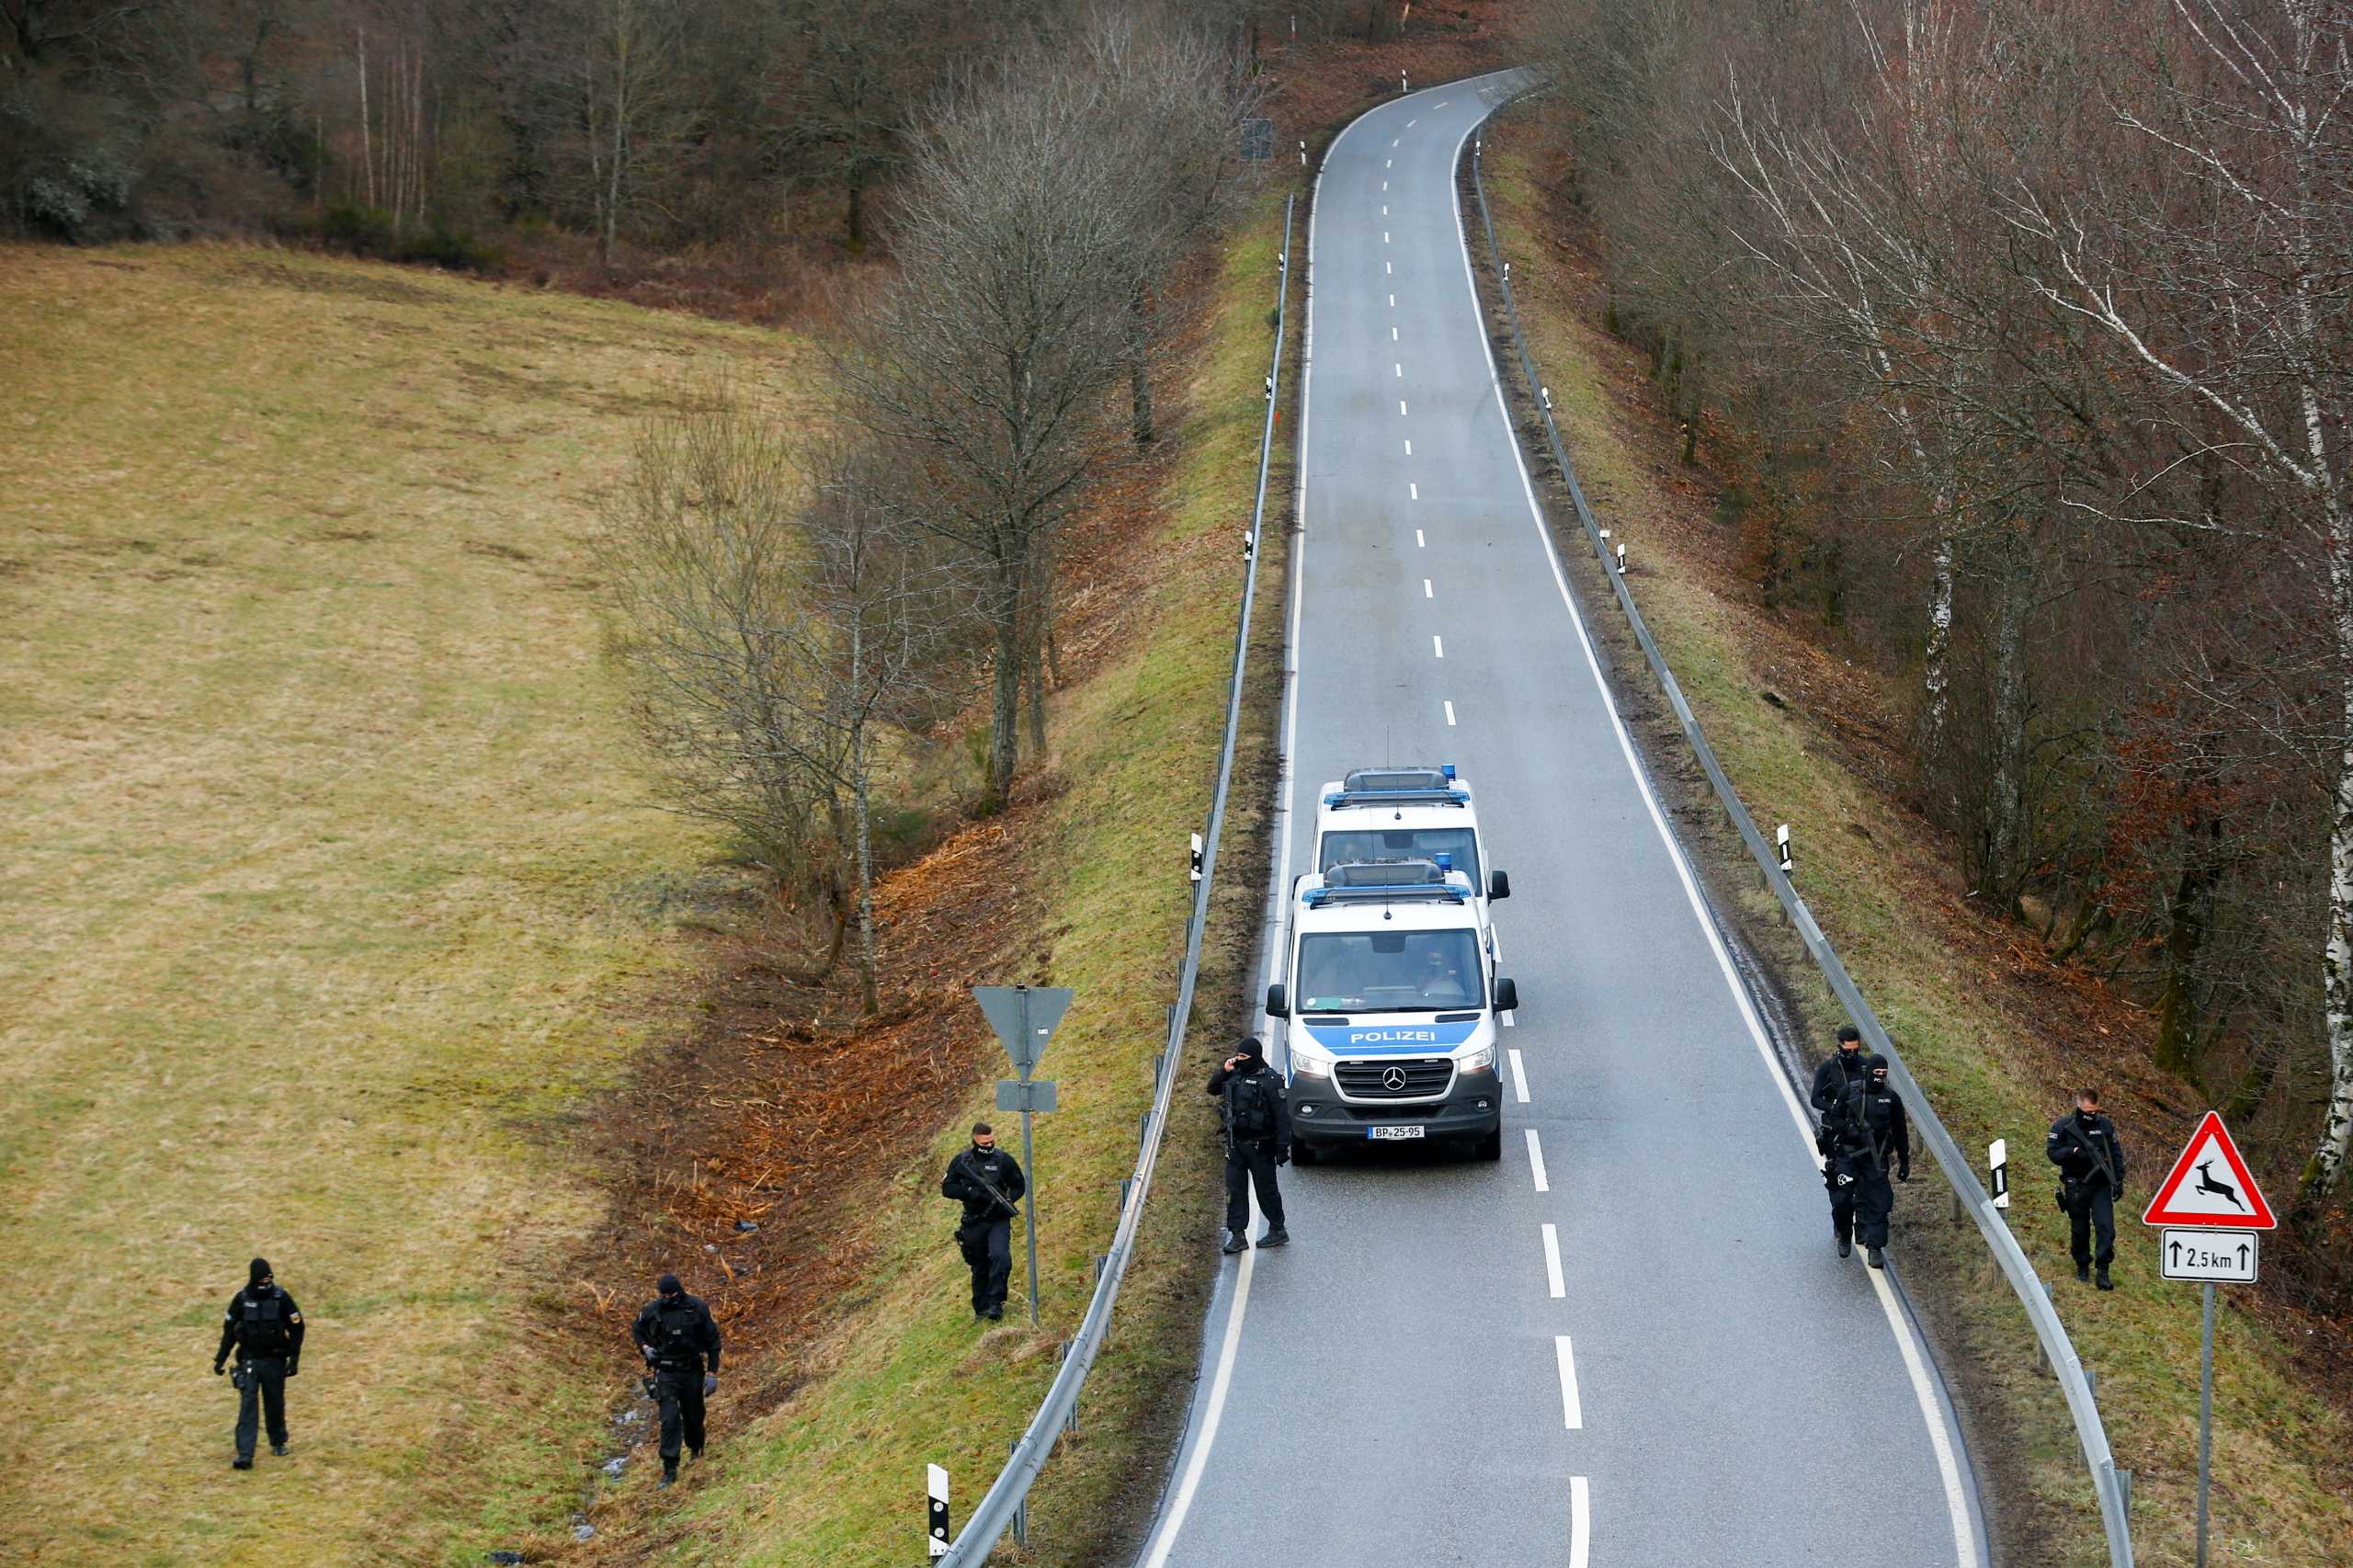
[
  {"x1": 1258, "y1": 1227, "x2": 1289, "y2": 1247},
  {"x1": 2076, "y1": 1261, "x2": 2091, "y2": 1282},
  {"x1": 2096, "y1": 1267, "x2": 2114, "y2": 1291},
  {"x1": 660, "y1": 1461, "x2": 677, "y2": 1489},
  {"x1": 272, "y1": 1443, "x2": 289, "y2": 1457},
  {"x1": 1837, "y1": 1237, "x2": 1852, "y2": 1259},
  {"x1": 232, "y1": 1458, "x2": 253, "y2": 1471},
  {"x1": 1222, "y1": 1232, "x2": 1248, "y2": 1255},
  {"x1": 1866, "y1": 1246, "x2": 1886, "y2": 1269},
  {"x1": 983, "y1": 1304, "x2": 1004, "y2": 1320}
]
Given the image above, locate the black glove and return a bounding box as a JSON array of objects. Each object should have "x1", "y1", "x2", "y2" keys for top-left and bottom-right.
[
  {"x1": 285, "y1": 1361, "x2": 299, "y2": 1378},
  {"x1": 1276, "y1": 1146, "x2": 1291, "y2": 1166},
  {"x1": 1898, "y1": 1166, "x2": 1911, "y2": 1183},
  {"x1": 702, "y1": 1373, "x2": 718, "y2": 1396},
  {"x1": 212, "y1": 1360, "x2": 226, "y2": 1376}
]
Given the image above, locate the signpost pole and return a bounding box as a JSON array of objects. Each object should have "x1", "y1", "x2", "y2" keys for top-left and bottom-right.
[
  {"x1": 1019, "y1": 987, "x2": 1040, "y2": 1327},
  {"x1": 2196, "y1": 1280, "x2": 2215, "y2": 1568}
]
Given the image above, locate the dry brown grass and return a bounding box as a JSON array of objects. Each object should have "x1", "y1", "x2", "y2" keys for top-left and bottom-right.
[{"x1": 0, "y1": 242, "x2": 805, "y2": 1565}]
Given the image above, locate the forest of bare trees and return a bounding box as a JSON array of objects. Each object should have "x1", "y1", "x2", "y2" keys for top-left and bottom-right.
[
  {"x1": 1531, "y1": 0, "x2": 2351, "y2": 1246},
  {"x1": 594, "y1": 6, "x2": 1264, "y2": 1006}
]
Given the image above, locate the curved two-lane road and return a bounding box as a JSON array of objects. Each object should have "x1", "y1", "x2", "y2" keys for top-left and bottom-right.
[{"x1": 1137, "y1": 75, "x2": 1985, "y2": 1568}]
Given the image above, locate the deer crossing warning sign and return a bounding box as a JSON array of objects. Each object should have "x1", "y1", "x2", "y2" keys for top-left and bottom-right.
[{"x1": 2141, "y1": 1110, "x2": 2276, "y2": 1231}]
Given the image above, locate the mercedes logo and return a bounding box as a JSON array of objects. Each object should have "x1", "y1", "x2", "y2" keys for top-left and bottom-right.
[{"x1": 1381, "y1": 1066, "x2": 1409, "y2": 1092}]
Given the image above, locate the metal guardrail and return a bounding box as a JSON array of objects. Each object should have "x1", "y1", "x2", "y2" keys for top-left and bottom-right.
[
  {"x1": 1465, "y1": 131, "x2": 2134, "y2": 1567},
  {"x1": 938, "y1": 192, "x2": 1295, "y2": 1565}
]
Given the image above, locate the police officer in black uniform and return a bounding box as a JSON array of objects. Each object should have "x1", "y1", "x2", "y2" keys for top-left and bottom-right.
[
  {"x1": 2048, "y1": 1088, "x2": 2127, "y2": 1290},
  {"x1": 631, "y1": 1272, "x2": 722, "y2": 1487},
  {"x1": 211, "y1": 1256, "x2": 304, "y2": 1470},
  {"x1": 1208, "y1": 1037, "x2": 1290, "y2": 1255},
  {"x1": 1810, "y1": 1026, "x2": 1870, "y2": 1256},
  {"x1": 1828, "y1": 1054, "x2": 1911, "y2": 1269},
  {"x1": 940, "y1": 1123, "x2": 1026, "y2": 1321}
]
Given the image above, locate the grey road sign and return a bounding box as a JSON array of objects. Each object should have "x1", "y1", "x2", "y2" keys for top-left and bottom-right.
[
  {"x1": 2159, "y1": 1228, "x2": 2258, "y2": 1285},
  {"x1": 974, "y1": 985, "x2": 1073, "y2": 1073},
  {"x1": 995, "y1": 1079, "x2": 1060, "y2": 1115}
]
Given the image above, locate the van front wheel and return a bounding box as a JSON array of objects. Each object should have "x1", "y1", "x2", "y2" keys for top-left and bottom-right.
[{"x1": 1290, "y1": 1141, "x2": 1319, "y2": 1167}]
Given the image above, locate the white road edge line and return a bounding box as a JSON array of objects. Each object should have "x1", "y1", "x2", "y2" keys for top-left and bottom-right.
[
  {"x1": 1541, "y1": 1223, "x2": 1565, "y2": 1298},
  {"x1": 1570, "y1": 1475, "x2": 1590, "y2": 1568},
  {"x1": 1554, "y1": 1335, "x2": 1584, "y2": 1429},
  {"x1": 1525, "y1": 1127, "x2": 1549, "y2": 1191},
  {"x1": 1444, "y1": 97, "x2": 1977, "y2": 1568},
  {"x1": 1506, "y1": 1046, "x2": 1529, "y2": 1100},
  {"x1": 1444, "y1": 699, "x2": 1457, "y2": 726}
]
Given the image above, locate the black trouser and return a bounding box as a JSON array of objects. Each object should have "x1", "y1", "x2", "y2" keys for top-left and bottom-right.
[
  {"x1": 1824, "y1": 1166, "x2": 1858, "y2": 1243},
  {"x1": 233, "y1": 1357, "x2": 289, "y2": 1460},
  {"x1": 653, "y1": 1365, "x2": 707, "y2": 1468},
  {"x1": 958, "y1": 1217, "x2": 1013, "y2": 1312},
  {"x1": 1224, "y1": 1140, "x2": 1285, "y2": 1234},
  {"x1": 1845, "y1": 1155, "x2": 1894, "y2": 1247},
  {"x1": 2070, "y1": 1181, "x2": 2117, "y2": 1268}
]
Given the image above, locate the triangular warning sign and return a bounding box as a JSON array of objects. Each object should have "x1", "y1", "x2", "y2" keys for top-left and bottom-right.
[{"x1": 2142, "y1": 1111, "x2": 2276, "y2": 1230}]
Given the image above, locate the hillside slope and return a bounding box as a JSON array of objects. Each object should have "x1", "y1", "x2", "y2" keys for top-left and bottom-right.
[{"x1": 0, "y1": 245, "x2": 801, "y2": 1565}]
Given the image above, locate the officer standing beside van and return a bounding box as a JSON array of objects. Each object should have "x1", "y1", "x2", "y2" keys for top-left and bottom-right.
[
  {"x1": 211, "y1": 1256, "x2": 304, "y2": 1470},
  {"x1": 1209, "y1": 1037, "x2": 1290, "y2": 1254}
]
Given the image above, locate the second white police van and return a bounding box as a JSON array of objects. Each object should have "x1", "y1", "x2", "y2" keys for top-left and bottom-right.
[
  {"x1": 1266, "y1": 857, "x2": 1519, "y2": 1163},
  {"x1": 1313, "y1": 765, "x2": 1511, "y2": 936}
]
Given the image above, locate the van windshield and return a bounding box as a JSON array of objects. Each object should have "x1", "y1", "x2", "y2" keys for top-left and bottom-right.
[
  {"x1": 1296, "y1": 929, "x2": 1483, "y2": 1013},
  {"x1": 1319, "y1": 828, "x2": 1481, "y2": 889}
]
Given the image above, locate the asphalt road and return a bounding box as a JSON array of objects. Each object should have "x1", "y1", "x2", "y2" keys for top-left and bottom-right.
[{"x1": 1134, "y1": 75, "x2": 1985, "y2": 1568}]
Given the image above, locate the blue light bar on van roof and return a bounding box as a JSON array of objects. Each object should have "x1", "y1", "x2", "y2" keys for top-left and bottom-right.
[
  {"x1": 1324, "y1": 764, "x2": 1471, "y2": 810},
  {"x1": 1301, "y1": 880, "x2": 1471, "y2": 909},
  {"x1": 1301, "y1": 858, "x2": 1471, "y2": 908}
]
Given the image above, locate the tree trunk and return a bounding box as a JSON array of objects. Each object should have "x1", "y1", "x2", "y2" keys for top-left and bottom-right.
[
  {"x1": 1027, "y1": 628, "x2": 1047, "y2": 759},
  {"x1": 1129, "y1": 285, "x2": 1155, "y2": 446},
  {"x1": 850, "y1": 693, "x2": 880, "y2": 1019},
  {"x1": 2308, "y1": 494, "x2": 2353, "y2": 1205},
  {"x1": 1917, "y1": 526, "x2": 1957, "y2": 779},
  {"x1": 1979, "y1": 528, "x2": 2031, "y2": 912},
  {"x1": 2153, "y1": 813, "x2": 2221, "y2": 1087},
  {"x1": 985, "y1": 556, "x2": 1023, "y2": 811},
  {"x1": 846, "y1": 177, "x2": 865, "y2": 251}
]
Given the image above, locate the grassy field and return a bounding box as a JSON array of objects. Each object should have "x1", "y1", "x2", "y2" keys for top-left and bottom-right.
[
  {"x1": 584, "y1": 199, "x2": 1297, "y2": 1567},
  {"x1": 1478, "y1": 139, "x2": 2353, "y2": 1567},
  {"x1": 0, "y1": 245, "x2": 802, "y2": 1564}
]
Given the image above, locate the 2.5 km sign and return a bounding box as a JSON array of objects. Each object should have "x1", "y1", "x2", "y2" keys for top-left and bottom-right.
[{"x1": 2158, "y1": 1228, "x2": 2258, "y2": 1284}]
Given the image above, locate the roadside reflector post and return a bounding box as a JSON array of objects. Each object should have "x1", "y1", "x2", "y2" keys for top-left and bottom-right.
[
  {"x1": 926, "y1": 1464, "x2": 949, "y2": 1558},
  {"x1": 1989, "y1": 1138, "x2": 2010, "y2": 1210},
  {"x1": 1614, "y1": 540, "x2": 1627, "y2": 574},
  {"x1": 1776, "y1": 824, "x2": 1794, "y2": 874},
  {"x1": 1189, "y1": 831, "x2": 1205, "y2": 882}
]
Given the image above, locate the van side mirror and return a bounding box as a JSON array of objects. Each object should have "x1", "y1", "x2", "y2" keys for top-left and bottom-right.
[
  {"x1": 1493, "y1": 977, "x2": 1519, "y2": 1013},
  {"x1": 1488, "y1": 869, "x2": 1511, "y2": 901},
  {"x1": 1265, "y1": 983, "x2": 1290, "y2": 1018}
]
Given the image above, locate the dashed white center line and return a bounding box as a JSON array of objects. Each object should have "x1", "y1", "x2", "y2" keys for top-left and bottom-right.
[
  {"x1": 1406, "y1": 118, "x2": 1417, "y2": 128},
  {"x1": 1386, "y1": 261, "x2": 1392, "y2": 274},
  {"x1": 1381, "y1": 180, "x2": 1388, "y2": 191},
  {"x1": 1394, "y1": 363, "x2": 1403, "y2": 377},
  {"x1": 1541, "y1": 1224, "x2": 1565, "y2": 1298},
  {"x1": 1423, "y1": 578, "x2": 1433, "y2": 597},
  {"x1": 1386, "y1": 158, "x2": 1392, "y2": 167},
  {"x1": 1444, "y1": 699, "x2": 1457, "y2": 727},
  {"x1": 1525, "y1": 1128, "x2": 1549, "y2": 1191},
  {"x1": 1392, "y1": 325, "x2": 1399, "y2": 340},
  {"x1": 1392, "y1": 138, "x2": 1399, "y2": 147},
  {"x1": 1382, "y1": 204, "x2": 1389, "y2": 216},
  {"x1": 1388, "y1": 293, "x2": 1394, "y2": 307},
  {"x1": 1570, "y1": 1476, "x2": 1590, "y2": 1568},
  {"x1": 1555, "y1": 1336, "x2": 1585, "y2": 1429},
  {"x1": 1409, "y1": 483, "x2": 1419, "y2": 502},
  {"x1": 1399, "y1": 400, "x2": 1408, "y2": 416},
  {"x1": 1415, "y1": 526, "x2": 1425, "y2": 544},
  {"x1": 1404, "y1": 438, "x2": 1411, "y2": 455},
  {"x1": 1506, "y1": 1047, "x2": 1528, "y2": 1100},
  {"x1": 1384, "y1": 231, "x2": 1391, "y2": 244},
  {"x1": 1431, "y1": 634, "x2": 1444, "y2": 659},
  {"x1": 1438, "y1": 100, "x2": 1452, "y2": 108}
]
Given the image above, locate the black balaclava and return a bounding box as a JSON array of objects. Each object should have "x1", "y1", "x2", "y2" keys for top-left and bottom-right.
[
  {"x1": 248, "y1": 1257, "x2": 273, "y2": 1292},
  {"x1": 1238, "y1": 1036, "x2": 1265, "y2": 1068},
  {"x1": 2076, "y1": 1103, "x2": 2098, "y2": 1126},
  {"x1": 657, "y1": 1273, "x2": 682, "y2": 1299},
  {"x1": 1865, "y1": 1053, "x2": 1891, "y2": 1091}
]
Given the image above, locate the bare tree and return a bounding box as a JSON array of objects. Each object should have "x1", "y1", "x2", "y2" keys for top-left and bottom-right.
[{"x1": 835, "y1": 66, "x2": 1144, "y2": 809}]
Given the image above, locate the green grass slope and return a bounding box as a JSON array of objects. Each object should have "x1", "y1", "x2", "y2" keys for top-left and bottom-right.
[{"x1": 0, "y1": 244, "x2": 801, "y2": 1565}]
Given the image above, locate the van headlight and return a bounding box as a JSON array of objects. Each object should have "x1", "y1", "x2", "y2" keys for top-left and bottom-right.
[
  {"x1": 1457, "y1": 1046, "x2": 1494, "y2": 1075},
  {"x1": 1291, "y1": 1047, "x2": 1333, "y2": 1079}
]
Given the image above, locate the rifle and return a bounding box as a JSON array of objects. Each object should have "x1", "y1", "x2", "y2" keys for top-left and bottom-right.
[{"x1": 951, "y1": 1152, "x2": 1018, "y2": 1220}]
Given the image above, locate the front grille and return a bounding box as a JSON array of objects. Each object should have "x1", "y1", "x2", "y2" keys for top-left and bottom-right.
[{"x1": 1336, "y1": 1058, "x2": 1454, "y2": 1101}]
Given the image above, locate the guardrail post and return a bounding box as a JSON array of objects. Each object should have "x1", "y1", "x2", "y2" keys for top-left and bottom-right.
[{"x1": 1008, "y1": 1440, "x2": 1029, "y2": 1546}]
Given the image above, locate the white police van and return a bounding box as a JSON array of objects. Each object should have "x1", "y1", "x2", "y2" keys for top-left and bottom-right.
[
  {"x1": 1313, "y1": 766, "x2": 1511, "y2": 935},
  {"x1": 1266, "y1": 858, "x2": 1518, "y2": 1163}
]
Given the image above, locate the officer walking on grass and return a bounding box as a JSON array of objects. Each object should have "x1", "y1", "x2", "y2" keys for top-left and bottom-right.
[
  {"x1": 211, "y1": 1257, "x2": 304, "y2": 1470},
  {"x1": 2048, "y1": 1088, "x2": 2127, "y2": 1290},
  {"x1": 1827, "y1": 1054, "x2": 1911, "y2": 1270},
  {"x1": 631, "y1": 1272, "x2": 722, "y2": 1488},
  {"x1": 940, "y1": 1122, "x2": 1025, "y2": 1321},
  {"x1": 1810, "y1": 1025, "x2": 1870, "y2": 1257},
  {"x1": 1209, "y1": 1037, "x2": 1290, "y2": 1255}
]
